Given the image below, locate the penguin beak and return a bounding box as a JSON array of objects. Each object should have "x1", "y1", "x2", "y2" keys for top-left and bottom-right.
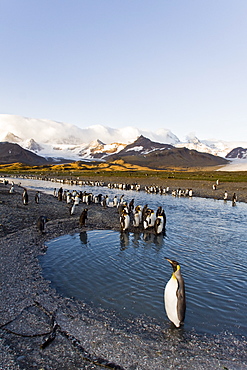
[
  {"x1": 165, "y1": 257, "x2": 178, "y2": 272},
  {"x1": 165, "y1": 257, "x2": 173, "y2": 264}
]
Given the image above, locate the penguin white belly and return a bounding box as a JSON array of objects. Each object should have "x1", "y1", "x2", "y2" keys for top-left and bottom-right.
[
  {"x1": 143, "y1": 219, "x2": 149, "y2": 229},
  {"x1": 157, "y1": 219, "x2": 163, "y2": 234},
  {"x1": 164, "y1": 277, "x2": 180, "y2": 327},
  {"x1": 150, "y1": 213, "x2": 155, "y2": 227},
  {"x1": 71, "y1": 204, "x2": 76, "y2": 215},
  {"x1": 133, "y1": 212, "x2": 140, "y2": 227},
  {"x1": 155, "y1": 216, "x2": 164, "y2": 234},
  {"x1": 124, "y1": 214, "x2": 130, "y2": 230}
]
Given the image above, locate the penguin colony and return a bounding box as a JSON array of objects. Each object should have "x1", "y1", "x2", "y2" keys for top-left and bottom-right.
[
  {"x1": 51, "y1": 187, "x2": 167, "y2": 235},
  {"x1": 6, "y1": 173, "x2": 240, "y2": 205},
  {"x1": 5, "y1": 174, "x2": 195, "y2": 199},
  {"x1": 119, "y1": 198, "x2": 166, "y2": 235}
]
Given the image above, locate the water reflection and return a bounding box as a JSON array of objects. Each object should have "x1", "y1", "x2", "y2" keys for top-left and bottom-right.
[
  {"x1": 120, "y1": 231, "x2": 129, "y2": 250},
  {"x1": 79, "y1": 231, "x2": 88, "y2": 245},
  {"x1": 143, "y1": 231, "x2": 164, "y2": 248},
  {"x1": 132, "y1": 232, "x2": 142, "y2": 248},
  {"x1": 119, "y1": 230, "x2": 165, "y2": 251}
]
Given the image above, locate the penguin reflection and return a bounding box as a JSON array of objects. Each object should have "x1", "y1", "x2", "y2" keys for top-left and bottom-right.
[
  {"x1": 79, "y1": 231, "x2": 88, "y2": 245},
  {"x1": 132, "y1": 231, "x2": 142, "y2": 248},
  {"x1": 120, "y1": 231, "x2": 129, "y2": 250},
  {"x1": 143, "y1": 232, "x2": 163, "y2": 250}
]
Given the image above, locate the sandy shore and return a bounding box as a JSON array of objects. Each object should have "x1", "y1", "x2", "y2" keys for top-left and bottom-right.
[{"x1": 1, "y1": 180, "x2": 247, "y2": 369}]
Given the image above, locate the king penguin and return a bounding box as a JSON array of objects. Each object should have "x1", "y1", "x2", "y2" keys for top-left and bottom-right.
[
  {"x1": 120, "y1": 209, "x2": 130, "y2": 231},
  {"x1": 164, "y1": 258, "x2": 186, "y2": 328}
]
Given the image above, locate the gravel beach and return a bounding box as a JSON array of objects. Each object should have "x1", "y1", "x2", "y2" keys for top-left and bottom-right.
[{"x1": 1, "y1": 179, "x2": 247, "y2": 370}]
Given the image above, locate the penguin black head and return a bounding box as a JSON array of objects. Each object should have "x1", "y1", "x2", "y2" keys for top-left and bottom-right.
[{"x1": 165, "y1": 258, "x2": 180, "y2": 272}]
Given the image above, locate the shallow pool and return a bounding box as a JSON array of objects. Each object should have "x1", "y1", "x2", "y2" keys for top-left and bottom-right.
[{"x1": 39, "y1": 195, "x2": 247, "y2": 337}]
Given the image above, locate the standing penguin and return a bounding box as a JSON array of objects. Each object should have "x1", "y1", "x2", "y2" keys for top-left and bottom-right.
[
  {"x1": 57, "y1": 187, "x2": 63, "y2": 201},
  {"x1": 35, "y1": 191, "x2": 40, "y2": 204},
  {"x1": 113, "y1": 195, "x2": 118, "y2": 207},
  {"x1": 232, "y1": 193, "x2": 237, "y2": 206},
  {"x1": 22, "y1": 188, "x2": 28, "y2": 205},
  {"x1": 120, "y1": 210, "x2": 130, "y2": 231},
  {"x1": 149, "y1": 209, "x2": 156, "y2": 227},
  {"x1": 37, "y1": 216, "x2": 50, "y2": 234},
  {"x1": 133, "y1": 210, "x2": 140, "y2": 227},
  {"x1": 79, "y1": 208, "x2": 88, "y2": 227},
  {"x1": 9, "y1": 184, "x2": 15, "y2": 193},
  {"x1": 133, "y1": 205, "x2": 142, "y2": 227},
  {"x1": 154, "y1": 216, "x2": 164, "y2": 235},
  {"x1": 164, "y1": 258, "x2": 186, "y2": 328},
  {"x1": 128, "y1": 199, "x2": 135, "y2": 213},
  {"x1": 70, "y1": 202, "x2": 76, "y2": 215}
]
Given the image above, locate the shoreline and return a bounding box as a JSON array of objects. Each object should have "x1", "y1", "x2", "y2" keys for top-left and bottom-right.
[
  {"x1": 2, "y1": 173, "x2": 247, "y2": 203},
  {"x1": 1, "y1": 181, "x2": 247, "y2": 369}
]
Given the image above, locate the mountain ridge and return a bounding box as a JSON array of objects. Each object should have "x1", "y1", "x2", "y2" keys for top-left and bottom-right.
[
  {"x1": 0, "y1": 114, "x2": 247, "y2": 170},
  {"x1": 0, "y1": 136, "x2": 229, "y2": 170}
]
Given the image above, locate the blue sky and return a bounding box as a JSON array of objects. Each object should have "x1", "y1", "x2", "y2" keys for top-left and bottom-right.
[{"x1": 1, "y1": 0, "x2": 247, "y2": 142}]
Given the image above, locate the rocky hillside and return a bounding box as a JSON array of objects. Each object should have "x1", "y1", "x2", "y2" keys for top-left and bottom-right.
[
  {"x1": 107, "y1": 136, "x2": 229, "y2": 169},
  {"x1": 107, "y1": 135, "x2": 173, "y2": 158},
  {"x1": 0, "y1": 143, "x2": 71, "y2": 165},
  {"x1": 0, "y1": 142, "x2": 48, "y2": 165}
]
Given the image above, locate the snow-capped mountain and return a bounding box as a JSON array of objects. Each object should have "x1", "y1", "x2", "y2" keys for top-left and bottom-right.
[
  {"x1": 0, "y1": 114, "x2": 179, "y2": 146},
  {"x1": 107, "y1": 135, "x2": 174, "y2": 159},
  {"x1": 107, "y1": 136, "x2": 229, "y2": 169},
  {"x1": 176, "y1": 134, "x2": 247, "y2": 171},
  {"x1": 0, "y1": 114, "x2": 247, "y2": 170},
  {"x1": 226, "y1": 147, "x2": 247, "y2": 159},
  {"x1": 176, "y1": 133, "x2": 245, "y2": 158},
  {"x1": 0, "y1": 114, "x2": 179, "y2": 160}
]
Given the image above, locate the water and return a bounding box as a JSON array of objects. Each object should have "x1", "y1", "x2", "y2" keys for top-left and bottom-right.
[{"x1": 4, "y1": 176, "x2": 247, "y2": 337}]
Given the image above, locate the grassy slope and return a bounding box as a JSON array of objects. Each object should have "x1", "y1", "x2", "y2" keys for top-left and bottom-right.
[{"x1": 0, "y1": 160, "x2": 247, "y2": 183}]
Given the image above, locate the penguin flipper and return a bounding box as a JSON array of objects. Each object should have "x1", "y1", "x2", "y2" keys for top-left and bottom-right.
[{"x1": 176, "y1": 283, "x2": 186, "y2": 323}]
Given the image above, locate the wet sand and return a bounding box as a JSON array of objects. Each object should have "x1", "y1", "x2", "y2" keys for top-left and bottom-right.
[{"x1": 1, "y1": 180, "x2": 247, "y2": 369}]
